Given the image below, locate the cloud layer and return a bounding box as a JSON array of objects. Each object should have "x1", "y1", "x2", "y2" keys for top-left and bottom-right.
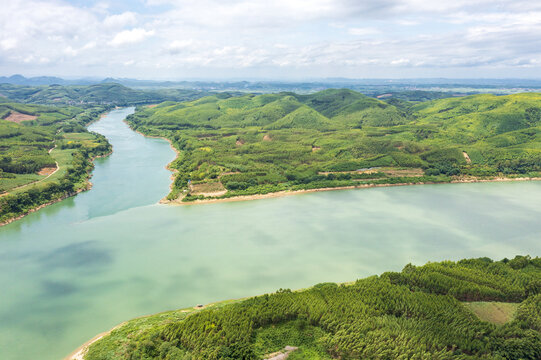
[{"x1": 1, "y1": 0, "x2": 541, "y2": 79}]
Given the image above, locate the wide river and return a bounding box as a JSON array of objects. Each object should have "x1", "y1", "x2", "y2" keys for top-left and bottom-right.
[{"x1": 0, "y1": 108, "x2": 540, "y2": 359}]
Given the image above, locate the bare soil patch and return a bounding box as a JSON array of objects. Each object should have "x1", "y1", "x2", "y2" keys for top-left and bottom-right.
[
  {"x1": 463, "y1": 151, "x2": 472, "y2": 164},
  {"x1": 4, "y1": 111, "x2": 37, "y2": 123},
  {"x1": 382, "y1": 167, "x2": 425, "y2": 177},
  {"x1": 263, "y1": 134, "x2": 272, "y2": 141},
  {"x1": 236, "y1": 139, "x2": 245, "y2": 146},
  {"x1": 38, "y1": 166, "x2": 57, "y2": 176},
  {"x1": 312, "y1": 146, "x2": 321, "y2": 152},
  {"x1": 264, "y1": 346, "x2": 299, "y2": 360},
  {"x1": 146, "y1": 104, "x2": 158, "y2": 108},
  {"x1": 190, "y1": 182, "x2": 227, "y2": 197},
  {"x1": 319, "y1": 167, "x2": 380, "y2": 175}
]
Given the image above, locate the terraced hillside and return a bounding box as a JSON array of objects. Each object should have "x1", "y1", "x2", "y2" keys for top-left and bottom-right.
[
  {"x1": 82, "y1": 255, "x2": 541, "y2": 360},
  {"x1": 126, "y1": 90, "x2": 541, "y2": 202},
  {"x1": 0, "y1": 102, "x2": 111, "y2": 224}
]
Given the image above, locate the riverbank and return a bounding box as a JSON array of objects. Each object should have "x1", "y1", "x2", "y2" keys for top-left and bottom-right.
[
  {"x1": 0, "y1": 186, "x2": 90, "y2": 226},
  {"x1": 165, "y1": 176, "x2": 541, "y2": 206}
]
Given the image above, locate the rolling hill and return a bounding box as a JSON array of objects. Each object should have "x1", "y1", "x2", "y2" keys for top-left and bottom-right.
[{"x1": 126, "y1": 90, "x2": 541, "y2": 202}]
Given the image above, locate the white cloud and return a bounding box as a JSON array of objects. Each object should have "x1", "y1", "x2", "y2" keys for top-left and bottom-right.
[
  {"x1": 348, "y1": 28, "x2": 379, "y2": 36},
  {"x1": 166, "y1": 39, "x2": 194, "y2": 54},
  {"x1": 0, "y1": 38, "x2": 18, "y2": 51},
  {"x1": 103, "y1": 12, "x2": 138, "y2": 28},
  {"x1": 109, "y1": 28, "x2": 155, "y2": 46},
  {"x1": 2, "y1": 0, "x2": 541, "y2": 78}
]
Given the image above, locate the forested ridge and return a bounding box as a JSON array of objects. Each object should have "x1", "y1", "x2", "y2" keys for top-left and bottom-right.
[
  {"x1": 126, "y1": 89, "x2": 541, "y2": 202},
  {"x1": 0, "y1": 102, "x2": 112, "y2": 224},
  {"x1": 84, "y1": 255, "x2": 541, "y2": 359},
  {"x1": 0, "y1": 83, "x2": 212, "y2": 106}
]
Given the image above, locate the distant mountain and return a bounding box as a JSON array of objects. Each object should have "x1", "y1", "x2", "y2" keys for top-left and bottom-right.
[
  {"x1": 0, "y1": 82, "x2": 210, "y2": 105},
  {"x1": 0, "y1": 74, "x2": 96, "y2": 86}
]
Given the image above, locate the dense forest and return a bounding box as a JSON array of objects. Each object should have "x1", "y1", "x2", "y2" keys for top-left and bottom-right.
[
  {"x1": 0, "y1": 102, "x2": 112, "y2": 224},
  {"x1": 84, "y1": 255, "x2": 541, "y2": 359},
  {"x1": 126, "y1": 89, "x2": 541, "y2": 202}
]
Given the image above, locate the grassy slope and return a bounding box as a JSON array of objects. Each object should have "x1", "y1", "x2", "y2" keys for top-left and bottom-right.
[
  {"x1": 464, "y1": 302, "x2": 519, "y2": 325},
  {"x1": 126, "y1": 90, "x2": 541, "y2": 202},
  {"x1": 84, "y1": 255, "x2": 541, "y2": 360}
]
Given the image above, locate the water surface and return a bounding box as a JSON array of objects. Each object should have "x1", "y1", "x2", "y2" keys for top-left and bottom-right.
[{"x1": 0, "y1": 108, "x2": 540, "y2": 359}]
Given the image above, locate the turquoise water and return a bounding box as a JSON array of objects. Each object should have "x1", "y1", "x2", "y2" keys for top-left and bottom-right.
[{"x1": 0, "y1": 108, "x2": 540, "y2": 359}]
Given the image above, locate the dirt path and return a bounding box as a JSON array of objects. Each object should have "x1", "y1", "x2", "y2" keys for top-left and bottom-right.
[{"x1": 265, "y1": 346, "x2": 299, "y2": 360}]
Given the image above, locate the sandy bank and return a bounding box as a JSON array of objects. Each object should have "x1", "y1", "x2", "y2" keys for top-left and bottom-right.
[
  {"x1": 64, "y1": 323, "x2": 125, "y2": 360},
  {"x1": 167, "y1": 176, "x2": 541, "y2": 206}
]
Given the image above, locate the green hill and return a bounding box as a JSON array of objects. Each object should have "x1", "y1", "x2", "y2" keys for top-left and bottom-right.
[
  {"x1": 84, "y1": 255, "x2": 541, "y2": 360},
  {"x1": 265, "y1": 105, "x2": 334, "y2": 130},
  {"x1": 126, "y1": 90, "x2": 541, "y2": 202}
]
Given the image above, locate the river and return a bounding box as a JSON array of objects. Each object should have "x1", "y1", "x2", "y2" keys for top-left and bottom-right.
[{"x1": 0, "y1": 108, "x2": 540, "y2": 359}]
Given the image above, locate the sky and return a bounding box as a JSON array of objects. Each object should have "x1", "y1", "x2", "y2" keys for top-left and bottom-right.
[{"x1": 1, "y1": 0, "x2": 541, "y2": 80}]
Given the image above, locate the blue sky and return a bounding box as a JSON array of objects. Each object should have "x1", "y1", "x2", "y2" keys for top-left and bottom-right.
[{"x1": 1, "y1": 0, "x2": 541, "y2": 79}]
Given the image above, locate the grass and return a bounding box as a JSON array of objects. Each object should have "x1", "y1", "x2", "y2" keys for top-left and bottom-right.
[
  {"x1": 463, "y1": 302, "x2": 519, "y2": 325},
  {"x1": 0, "y1": 173, "x2": 43, "y2": 193}
]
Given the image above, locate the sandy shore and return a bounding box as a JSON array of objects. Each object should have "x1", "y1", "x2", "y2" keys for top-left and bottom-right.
[
  {"x1": 64, "y1": 323, "x2": 125, "y2": 360},
  {"x1": 166, "y1": 176, "x2": 541, "y2": 206}
]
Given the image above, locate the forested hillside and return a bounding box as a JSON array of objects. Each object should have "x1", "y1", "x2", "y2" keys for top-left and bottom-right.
[
  {"x1": 126, "y1": 90, "x2": 541, "y2": 202},
  {"x1": 0, "y1": 102, "x2": 111, "y2": 224},
  {"x1": 0, "y1": 83, "x2": 211, "y2": 106},
  {"x1": 84, "y1": 255, "x2": 541, "y2": 359}
]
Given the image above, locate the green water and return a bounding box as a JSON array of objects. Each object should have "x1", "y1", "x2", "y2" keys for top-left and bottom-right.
[{"x1": 1, "y1": 108, "x2": 540, "y2": 359}]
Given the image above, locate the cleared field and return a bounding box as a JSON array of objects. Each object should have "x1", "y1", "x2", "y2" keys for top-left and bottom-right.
[
  {"x1": 5, "y1": 111, "x2": 37, "y2": 123},
  {"x1": 463, "y1": 301, "x2": 519, "y2": 325},
  {"x1": 189, "y1": 181, "x2": 227, "y2": 196}
]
